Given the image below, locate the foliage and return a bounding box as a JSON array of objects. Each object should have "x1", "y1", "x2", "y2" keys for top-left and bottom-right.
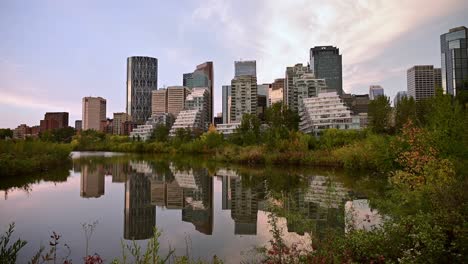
[
  {"x1": 232, "y1": 113, "x2": 261, "y2": 146},
  {"x1": 40, "y1": 127, "x2": 76, "y2": 143},
  {"x1": 394, "y1": 95, "x2": 417, "y2": 131},
  {"x1": 368, "y1": 95, "x2": 392, "y2": 133},
  {"x1": 150, "y1": 125, "x2": 169, "y2": 142},
  {"x1": 0, "y1": 129, "x2": 13, "y2": 139},
  {"x1": 0, "y1": 223, "x2": 27, "y2": 264},
  {"x1": 0, "y1": 140, "x2": 71, "y2": 177}
]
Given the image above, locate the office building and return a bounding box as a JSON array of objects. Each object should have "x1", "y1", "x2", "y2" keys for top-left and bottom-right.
[
  {"x1": 440, "y1": 26, "x2": 468, "y2": 95},
  {"x1": 183, "y1": 62, "x2": 214, "y2": 123},
  {"x1": 269, "y1": 78, "x2": 284, "y2": 106},
  {"x1": 113, "y1": 113, "x2": 131, "y2": 135},
  {"x1": 213, "y1": 114, "x2": 223, "y2": 126},
  {"x1": 82, "y1": 97, "x2": 106, "y2": 131},
  {"x1": 230, "y1": 75, "x2": 257, "y2": 122},
  {"x1": 167, "y1": 86, "x2": 190, "y2": 118},
  {"x1": 126, "y1": 56, "x2": 158, "y2": 124},
  {"x1": 100, "y1": 118, "x2": 113, "y2": 134},
  {"x1": 310, "y1": 46, "x2": 343, "y2": 95},
  {"x1": 285, "y1": 63, "x2": 310, "y2": 113},
  {"x1": 407, "y1": 65, "x2": 441, "y2": 101},
  {"x1": 299, "y1": 91, "x2": 361, "y2": 135},
  {"x1": 393, "y1": 91, "x2": 408, "y2": 107},
  {"x1": 234, "y1": 60, "x2": 256, "y2": 77},
  {"x1": 75, "y1": 120, "x2": 82, "y2": 131},
  {"x1": 222, "y1": 85, "x2": 231, "y2": 124},
  {"x1": 152, "y1": 89, "x2": 168, "y2": 115},
  {"x1": 369, "y1": 85, "x2": 384, "y2": 100},
  {"x1": 40, "y1": 112, "x2": 69, "y2": 132}
]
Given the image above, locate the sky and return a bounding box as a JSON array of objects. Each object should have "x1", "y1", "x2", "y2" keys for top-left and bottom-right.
[{"x1": 1, "y1": 0, "x2": 468, "y2": 128}]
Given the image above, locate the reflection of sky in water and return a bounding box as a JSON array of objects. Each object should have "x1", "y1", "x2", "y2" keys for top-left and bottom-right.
[{"x1": 0, "y1": 155, "x2": 380, "y2": 263}]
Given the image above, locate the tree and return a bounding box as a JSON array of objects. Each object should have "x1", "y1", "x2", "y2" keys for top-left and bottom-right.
[
  {"x1": 150, "y1": 125, "x2": 169, "y2": 142},
  {"x1": 235, "y1": 113, "x2": 261, "y2": 146},
  {"x1": 394, "y1": 96, "x2": 417, "y2": 131},
  {"x1": 0, "y1": 129, "x2": 13, "y2": 139},
  {"x1": 368, "y1": 95, "x2": 391, "y2": 134}
]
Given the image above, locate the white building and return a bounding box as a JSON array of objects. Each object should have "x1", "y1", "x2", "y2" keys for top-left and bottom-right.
[
  {"x1": 295, "y1": 73, "x2": 327, "y2": 113},
  {"x1": 185, "y1": 87, "x2": 210, "y2": 130},
  {"x1": 169, "y1": 109, "x2": 203, "y2": 136},
  {"x1": 129, "y1": 113, "x2": 173, "y2": 141},
  {"x1": 216, "y1": 123, "x2": 240, "y2": 136},
  {"x1": 299, "y1": 91, "x2": 361, "y2": 135}
]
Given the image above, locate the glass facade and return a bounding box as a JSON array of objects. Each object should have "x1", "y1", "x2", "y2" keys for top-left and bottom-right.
[
  {"x1": 234, "y1": 61, "x2": 256, "y2": 77},
  {"x1": 126, "y1": 56, "x2": 158, "y2": 124},
  {"x1": 440, "y1": 26, "x2": 468, "y2": 95},
  {"x1": 310, "y1": 46, "x2": 343, "y2": 95}
]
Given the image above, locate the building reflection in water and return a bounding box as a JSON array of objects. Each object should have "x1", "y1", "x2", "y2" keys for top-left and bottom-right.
[
  {"x1": 284, "y1": 175, "x2": 350, "y2": 238},
  {"x1": 80, "y1": 164, "x2": 105, "y2": 198},
  {"x1": 124, "y1": 161, "x2": 156, "y2": 240},
  {"x1": 217, "y1": 169, "x2": 262, "y2": 235}
]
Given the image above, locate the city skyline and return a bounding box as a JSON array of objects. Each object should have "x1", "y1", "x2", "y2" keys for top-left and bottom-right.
[{"x1": 1, "y1": 1, "x2": 468, "y2": 128}]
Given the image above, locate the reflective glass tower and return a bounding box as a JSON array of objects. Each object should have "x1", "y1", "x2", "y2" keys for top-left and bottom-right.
[
  {"x1": 126, "y1": 56, "x2": 158, "y2": 124},
  {"x1": 440, "y1": 26, "x2": 468, "y2": 96},
  {"x1": 310, "y1": 46, "x2": 343, "y2": 95}
]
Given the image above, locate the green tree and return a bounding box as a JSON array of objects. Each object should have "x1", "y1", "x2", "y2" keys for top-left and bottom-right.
[
  {"x1": 235, "y1": 113, "x2": 261, "y2": 146},
  {"x1": 0, "y1": 129, "x2": 13, "y2": 139},
  {"x1": 394, "y1": 96, "x2": 417, "y2": 131},
  {"x1": 368, "y1": 95, "x2": 391, "y2": 134},
  {"x1": 150, "y1": 125, "x2": 169, "y2": 142}
]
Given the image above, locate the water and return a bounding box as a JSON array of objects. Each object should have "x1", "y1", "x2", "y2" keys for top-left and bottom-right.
[{"x1": 0, "y1": 152, "x2": 383, "y2": 263}]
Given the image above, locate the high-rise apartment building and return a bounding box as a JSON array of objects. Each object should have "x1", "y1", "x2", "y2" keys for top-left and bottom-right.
[
  {"x1": 310, "y1": 46, "x2": 343, "y2": 95},
  {"x1": 285, "y1": 64, "x2": 310, "y2": 112},
  {"x1": 183, "y1": 62, "x2": 214, "y2": 123},
  {"x1": 407, "y1": 65, "x2": 441, "y2": 101},
  {"x1": 126, "y1": 56, "x2": 158, "y2": 124},
  {"x1": 151, "y1": 89, "x2": 168, "y2": 115},
  {"x1": 167, "y1": 86, "x2": 190, "y2": 118},
  {"x1": 222, "y1": 85, "x2": 231, "y2": 124},
  {"x1": 295, "y1": 73, "x2": 327, "y2": 113},
  {"x1": 82, "y1": 97, "x2": 106, "y2": 131},
  {"x1": 113, "y1": 112, "x2": 131, "y2": 135},
  {"x1": 40, "y1": 112, "x2": 69, "y2": 132},
  {"x1": 369, "y1": 85, "x2": 385, "y2": 100},
  {"x1": 440, "y1": 26, "x2": 468, "y2": 95},
  {"x1": 230, "y1": 75, "x2": 257, "y2": 122},
  {"x1": 234, "y1": 60, "x2": 256, "y2": 77}
]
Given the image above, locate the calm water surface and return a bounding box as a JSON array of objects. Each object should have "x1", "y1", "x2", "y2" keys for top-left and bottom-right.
[{"x1": 0, "y1": 152, "x2": 382, "y2": 263}]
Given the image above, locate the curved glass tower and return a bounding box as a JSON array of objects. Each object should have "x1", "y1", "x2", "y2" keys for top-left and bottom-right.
[{"x1": 126, "y1": 56, "x2": 158, "y2": 124}]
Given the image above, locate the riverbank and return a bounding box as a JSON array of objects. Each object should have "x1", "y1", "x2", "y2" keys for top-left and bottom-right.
[{"x1": 0, "y1": 140, "x2": 72, "y2": 177}]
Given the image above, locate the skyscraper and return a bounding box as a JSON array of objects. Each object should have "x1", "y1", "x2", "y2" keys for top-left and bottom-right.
[
  {"x1": 440, "y1": 26, "x2": 468, "y2": 95},
  {"x1": 285, "y1": 64, "x2": 310, "y2": 113},
  {"x1": 126, "y1": 56, "x2": 158, "y2": 124},
  {"x1": 151, "y1": 89, "x2": 168, "y2": 115},
  {"x1": 234, "y1": 60, "x2": 256, "y2": 77},
  {"x1": 82, "y1": 97, "x2": 106, "y2": 131},
  {"x1": 222, "y1": 85, "x2": 231, "y2": 124},
  {"x1": 310, "y1": 46, "x2": 343, "y2": 95},
  {"x1": 369, "y1": 85, "x2": 384, "y2": 100},
  {"x1": 183, "y1": 62, "x2": 214, "y2": 123},
  {"x1": 230, "y1": 75, "x2": 257, "y2": 122},
  {"x1": 167, "y1": 86, "x2": 190, "y2": 118},
  {"x1": 407, "y1": 65, "x2": 441, "y2": 101}
]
